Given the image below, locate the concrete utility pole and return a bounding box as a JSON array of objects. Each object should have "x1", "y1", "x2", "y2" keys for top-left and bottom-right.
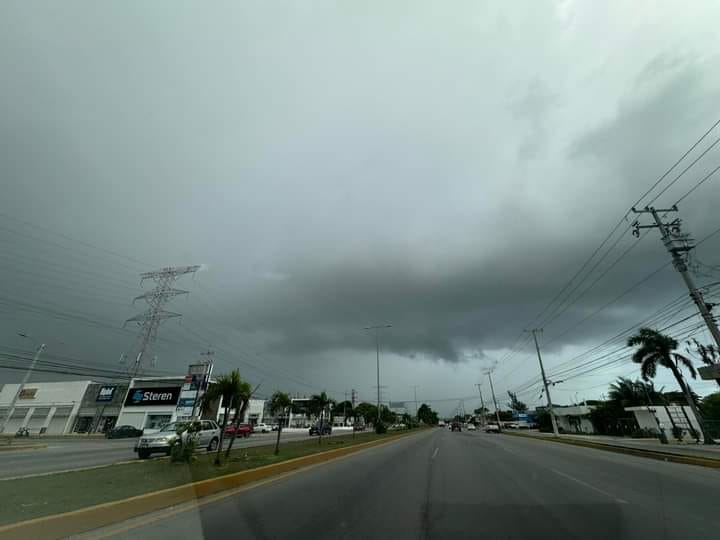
[
  {"x1": 632, "y1": 206, "x2": 720, "y2": 348},
  {"x1": 485, "y1": 369, "x2": 502, "y2": 432},
  {"x1": 364, "y1": 324, "x2": 392, "y2": 425},
  {"x1": 531, "y1": 329, "x2": 559, "y2": 437},
  {"x1": 475, "y1": 383, "x2": 487, "y2": 426},
  {"x1": 0, "y1": 334, "x2": 45, "y2": 434}
]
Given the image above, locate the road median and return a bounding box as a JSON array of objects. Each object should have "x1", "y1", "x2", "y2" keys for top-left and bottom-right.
[
  {"x1": 0, "y1": 429, "x2": 423, "y2": 540},
  {"x1": 504, "y1": 431, "x2": 720, "y2": 468}
]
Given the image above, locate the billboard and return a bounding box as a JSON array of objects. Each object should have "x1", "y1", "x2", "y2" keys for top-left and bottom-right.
[
  {"x1": 96, "y1": 386, "x2": 116, "y2": 402},
  {"x1": 124, "y1": 386, "x2": 181, "y2": 407}
]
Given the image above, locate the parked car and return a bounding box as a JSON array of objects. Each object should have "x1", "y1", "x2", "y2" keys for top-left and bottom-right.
[
  {"x1": 505, "y1": 422, "x2": 519, "y2": 429},
  {"x1": 467, "y1": 424, "x2": 477, "y2": 431},
  {"x1": 270, "y1": 424, "x2": 280, "y2": 431},
  {"x1": 106, "y1": 425, "x2": 143, "y2": 439},
  {"x1": 224, "y1": 423, "x2": 253, "y2": 438},
  {"x1": 353, "y1": 423, "x2": 367, "y2": 432},
  {"x1": 484, "y1": 423, "x2": 500, "y2": 433},
  {"x1": 309, "y1": 422, "x2": 332, "y2": 436},
  {"x1": 135, "y1": 420, "x2": 220, "y2": 459},
  {"x1": 451, "y1": 421, "x2": 462, "y2": 432},
  {"x1": 255, "y1": 423, "x2": 271, "y2": 433}
]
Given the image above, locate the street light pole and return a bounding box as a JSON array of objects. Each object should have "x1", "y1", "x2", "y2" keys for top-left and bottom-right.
[
  {"x1": 531, "y1": 329, "x2": 559, "y2": 437},
  {"x1": 411, "y1": 385, "x2": 419, "y2": 419},
  {"x1": 0, "y1": 334, "x2": 46, "y2": 434},
  {"x1": 364, "y1": 324, "x2": 392, "y2": 426}
]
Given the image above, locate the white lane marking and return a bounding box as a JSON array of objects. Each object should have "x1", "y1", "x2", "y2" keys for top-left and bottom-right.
[
  {"x1": 431, "y1": 447, "x2": 439, "y2": 459},
  {"x1": 551, "y1": 468, "x2": 628, "y2": 504}
]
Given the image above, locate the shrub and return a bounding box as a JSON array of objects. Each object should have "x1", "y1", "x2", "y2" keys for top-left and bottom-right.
[
  {"x1": 629, "y1": 427, "x2": 657, "y2": 439},
  {"x1": 374, "y1": 422, "x2": 387, "y2": 434},
  {"x1": 170, "y1": 437, "x2": 197, "y2": 464},
  {"x1": 671, "y1": 426, "x2": 685, "y2": 441}
]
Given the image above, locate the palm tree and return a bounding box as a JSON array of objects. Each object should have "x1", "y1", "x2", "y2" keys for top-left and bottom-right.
[
  {"x1": 309, "y1": 391, "x2": 332, "y2": 444},
  {"x1": 627, "y1": 328, "x2": 714, "y2": 444},
  {"x1": 202, "y1": 370, "x2": 244, "y2": 464},
  {"x1": 269, "y1": 391, "x2": 292, "y2": 455},
  {"x1": 608, "y1": 377, "x2": 660, "y2": 408},
  {"x1": 223, "y1": 379, "x2": 255, "y2": 459}
]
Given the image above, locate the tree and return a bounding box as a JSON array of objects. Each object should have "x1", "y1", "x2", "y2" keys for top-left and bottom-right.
[
  {"x1": 269, "y1": 391, "x2": 292, "y2": 455},
  {"x1": 628, "y1": 328, "x2": 713, "y2": 444},
  {"x1": 702, "y1": 392, "x2": 720, "y2": 421},
  {"x1": 379, "y1": 405, "x2": 396, "y2": 424},
  {"x1": 355, "y1": 402, "x2": 378, "y2": 425},
  {"x1": 687, "y1": 339, "x2": 720, "y2": 389},
  {"x1": 417, "y1": 403, "x2": 439, "y2": 425},
  {"x1": 336, "y1": 400, "x2": 354, "y2": 425},
  {"x1": 201, "y1": 370, "x2": 245, "y2": 465},
  {"x1": 507, "y1": 391, "x2": 528, "y2": 413},
  {"x1": 309, "y1": 391, "x2": 332, "y2": 443},
  {"x1": 608, "y1": 377, "x2": 661, "y2": 408},
  {"x1": 223, "y1": 379, "x2": 255, "y2": 459}
]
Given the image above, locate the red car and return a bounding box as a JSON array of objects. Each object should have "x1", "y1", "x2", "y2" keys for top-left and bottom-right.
[{"x1": 224, "y1": 423, "x2": 253, "y2": 438}]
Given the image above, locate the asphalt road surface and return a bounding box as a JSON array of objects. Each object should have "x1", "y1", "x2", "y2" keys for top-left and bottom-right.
[
  {"x1": 83, "y1": 428, "x2": 720, "y2": 540},
  {"x1": 0, "y1": 430, "x2": 350, "y2": 479}
]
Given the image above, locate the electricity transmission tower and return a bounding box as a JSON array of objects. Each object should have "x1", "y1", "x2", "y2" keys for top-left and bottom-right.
[{"x1": 124, "y1": 265, "x2": 200, "y2": 376}]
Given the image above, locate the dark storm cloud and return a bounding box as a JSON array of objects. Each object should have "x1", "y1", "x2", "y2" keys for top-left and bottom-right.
[{"x1": 2, "y1": 1, "x2": 720, "y2": 405}]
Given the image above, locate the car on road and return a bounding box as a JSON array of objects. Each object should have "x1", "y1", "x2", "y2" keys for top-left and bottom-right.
[
  {"x1": 438, "y1": 421, "x2": 446, "y2": 427},
  {"x1": 136, "y1": 420, "x2": 220, "y2": 459},
  {"x1": 484, "y1": 423, "x2": 500, "y2": 433},
  {"x1": 255, "y1": 423, "x2": 271, "y2": 433},
  {"x1": 467, "y1": 424, "x2": 477, "y2": 431},
  {"x1": 451, "y1": 421, "x2": 462, "y2": 432},
  {"x1": 309, "y1": 422, "x2": 332, "y2": 436},
  {"x1": 224, "y1": 423, "x2": 253, "y2": 438},
  {"x1": 105, "y1": 425, "x2": 143, "y2": 439}
]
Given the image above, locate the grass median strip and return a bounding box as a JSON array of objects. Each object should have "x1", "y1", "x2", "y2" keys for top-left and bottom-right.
[{"x1": 0, "y1": 430, "x2": 415, "y2": 526}]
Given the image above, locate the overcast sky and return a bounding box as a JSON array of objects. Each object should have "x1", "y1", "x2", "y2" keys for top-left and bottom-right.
[{"x1": 2, "y1": 1, "x2": 720, "y2": 415}]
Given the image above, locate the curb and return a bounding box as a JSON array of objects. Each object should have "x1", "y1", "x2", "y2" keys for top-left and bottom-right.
[
  {"x1": 504, "y1": 432, "x2": 720, "y2": 469},
  {"x1": 0, "y1": 431, "x2": 420, "y2": 540},
  {"x1": 0, "y1": 444, "x2": 47, "y2": 452}
]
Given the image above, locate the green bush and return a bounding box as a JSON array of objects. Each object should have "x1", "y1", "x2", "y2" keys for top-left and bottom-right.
[
  {"x1": 374, "y1": 422, "x2": 387, "y2": 434},
  {"x1": 629, "y1": 427, "x2": 657, "y2": 439},
  {"x1": 170, "y1": 437, "x2": 197, "y2": 463},
  {"x1": 671, "y1": 426, "x2": 685, "y2": 441}
]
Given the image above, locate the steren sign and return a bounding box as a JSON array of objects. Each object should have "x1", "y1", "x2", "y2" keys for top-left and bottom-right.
[{"x1": 123, "y1": 386, "x2": 181, "y2": 407}]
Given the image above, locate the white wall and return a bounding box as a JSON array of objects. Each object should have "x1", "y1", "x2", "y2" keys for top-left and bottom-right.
[{"x1": 0, "y1": 381, "x2": 91, "y2": 434}]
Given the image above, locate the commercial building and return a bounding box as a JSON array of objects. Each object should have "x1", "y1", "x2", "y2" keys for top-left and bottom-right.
[
  {"x1": 625, "y1": 404, "x2": 703, "y2": 442},
  {"x1": 116, "y1": 376, "x2": 186, "y2": 430},
  {"x1": 0, "y1": 380, "x2": 92, "y2": 435},
  {"x1": 73, "y1": 383, "x2": 130, "y2": 433},
  {"x1": 553, "y1": 405, "x2": 596, "y2": 434}
]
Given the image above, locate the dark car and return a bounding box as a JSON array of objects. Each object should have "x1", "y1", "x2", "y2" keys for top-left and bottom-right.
[
  {"x1": 451, "y1": 421, "x2": 462, "y2": 432},
  {"x1": 105, "y1": 425, "x2": 143, "y2": 439},
  {"x1": 309, "y1": 422, "x2": 332, "y2": 436}
]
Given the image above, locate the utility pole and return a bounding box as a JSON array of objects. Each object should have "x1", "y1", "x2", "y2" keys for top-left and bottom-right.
[
  {"x1": 0, "y1": 335, "x2": 45, "y2": 434},
  {"x1": 531, "y1": 329, "x2": 559, "y2": 437},
  {"x1": 124, "y1": 265, "x2": 200, "y2": 376},
  {"x1": 410, "y1": 385, "x2": 419, "y2": 418},
  {"x1": 485, "y1": 369, "x2": 502, "y2": 433},
  {"x1": 364, "y1": 324, "x2": 392, "y2": 425},
  {"x1": 632, "y1": 206, "x2": 720, "y2": 348},
  {"x1": 475, "y1": 383, "x2": 486, "y2": 426}
]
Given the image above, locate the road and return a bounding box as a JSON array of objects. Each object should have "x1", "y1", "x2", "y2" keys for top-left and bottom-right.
[
  {"x1": 0, "y1": 429, "x2": 351, "y2": 480},
  {"x1": 83, "y1": 428, "x2": 720, "y2": 540}
]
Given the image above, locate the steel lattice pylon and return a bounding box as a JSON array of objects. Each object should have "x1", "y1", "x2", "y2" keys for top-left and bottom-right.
[{"x1": 124, "y1": 265, "x2": 200, "y2": 376}]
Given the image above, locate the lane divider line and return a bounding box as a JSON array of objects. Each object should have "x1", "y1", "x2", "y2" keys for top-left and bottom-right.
[
  {"x1": 551, "y1": 468, "x2": 628, "y2": 504},
  {"x1": 431, "y1": 447, "x2": 439, "y2": 459}
]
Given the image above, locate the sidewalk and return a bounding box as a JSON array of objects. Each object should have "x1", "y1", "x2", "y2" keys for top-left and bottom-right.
[{"x1": 515, "y1": 430, "x2": 720, "y2": 461}]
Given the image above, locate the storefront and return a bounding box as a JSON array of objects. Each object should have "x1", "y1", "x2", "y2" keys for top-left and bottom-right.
[
  {"x1": 73, "y1": 383, "x2": 130, "y2": 433},
  {"x1": 0, "y1": 381, "x2": 91, "y2": 435},
  {"x1": 115, "y1": 377, "x2": 185, "y2": 430}
]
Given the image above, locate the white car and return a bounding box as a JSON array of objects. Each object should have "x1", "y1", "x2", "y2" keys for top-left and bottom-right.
[
  {"x1": 467, "y1": 424, "x2": 477, "y2": 431},
  {"x1": 484, "y1": 423, "x2": 500, "y2": 433},
  {"x1": 135, "y1": 420, "x2": 221, "y2": 459},
  {"x1": 255, "y1": 422, "x2": 271, "y2": 433}
]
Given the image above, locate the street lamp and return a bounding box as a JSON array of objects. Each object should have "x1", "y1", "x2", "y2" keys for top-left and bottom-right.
[
  {"x1": 364, "y1": 324, "x2": 392, "y2": 425},
  {"x1": 0, "y1": 333, "x2": 47, "y2": 434}
]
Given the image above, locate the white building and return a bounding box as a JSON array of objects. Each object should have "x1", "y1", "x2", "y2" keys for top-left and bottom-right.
[
  {"x1": 115, "y1": 376, "x2": 185, "y2": 430},
  {"x1": 553, "y1": 405, "x2": 596, "y2": 434},
  {"x1": 0, "y1": 380, "x2": 92, "y2": 435},
  {"x1": 625, "y1": 405, "x2": 703, "y2": 442}
]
